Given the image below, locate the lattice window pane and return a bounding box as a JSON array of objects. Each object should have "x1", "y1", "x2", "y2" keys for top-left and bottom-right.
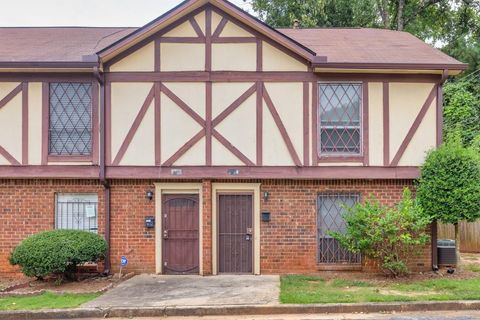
[
  {"x1": 55, "y1": 193, "x2": 98, "y2": 233},
  {"x1": 317, "y1": 193, "x2": 361, "y2": 264},
  {"x1": 318, "y1": 83, "x2": 362, "y2": 155},
  {"x1": 49, "y1": 82, "x2": 92, "y2": 156}
]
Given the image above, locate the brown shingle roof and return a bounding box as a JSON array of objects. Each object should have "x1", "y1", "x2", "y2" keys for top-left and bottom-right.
[
  {"x1": 0, "y1": 26, "x2": 464, "y2": 68},
  {"x1": 279, "y1": 28, "x2": 461, "y2": 65},
  {"x1": 0, "y1": 27, "x2": 134, "y2": 62}
]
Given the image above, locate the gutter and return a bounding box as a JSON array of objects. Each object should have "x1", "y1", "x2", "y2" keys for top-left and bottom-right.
[{"x1": 94, "y1": 65, "x2": 112, "y2": 275}]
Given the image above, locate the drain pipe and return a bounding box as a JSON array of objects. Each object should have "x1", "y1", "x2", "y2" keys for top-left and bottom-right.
[
  {"x1": 95, "y1": 66, "x2": 111, "y2": 274},
  {"x1": 432, "y1": 69, "x2": 449, "y2": 271}
]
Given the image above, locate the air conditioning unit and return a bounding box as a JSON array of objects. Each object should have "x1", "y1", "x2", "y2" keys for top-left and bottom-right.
[{"x1": 437, "y1": 239, "x2": 457, "y2": 266}]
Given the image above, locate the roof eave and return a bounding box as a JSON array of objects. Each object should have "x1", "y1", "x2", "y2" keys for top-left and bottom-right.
[
  {"x1": 312, "y1": 61, "x2": 469, "y2": 71},
  {"x1": 0, "y1": 61, "x2": 99, "y2": 69}
]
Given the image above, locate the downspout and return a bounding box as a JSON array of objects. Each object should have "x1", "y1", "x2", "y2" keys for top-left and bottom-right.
[
  {"x1": 432, "y1": 69, "x2": 448, "y2": 271},
  {"x1": 94, "y1": 66, "x2": 111, "y2": 274}
]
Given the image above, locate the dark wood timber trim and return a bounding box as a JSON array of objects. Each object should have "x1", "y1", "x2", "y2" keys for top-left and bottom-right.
[
  {"x1": 154, "y1": 39, "x2": 160, "y2": 72},
  {"x1": 212, "y1": 17, "x2": 228, "y2": 39},
  {"x1": 212, "y1": 83, "x2": 256, "y2": 127},
  {"x1": 256, "y1": 39, "x2": 263, "y2": 72},
  {"x1": 0, "y1": 62, "x2": 98, "y2": 69},
  {"x1": 159, "y1": 37, "x2": 205, "y2": 43},
  {"x1": 212, "y1": 130, "x2": 255, "y2": 166},
  {"x1": 383, "y1": 82, "x2": 390, "y2": 166},
  {"x1": 206, "y1": 81, "x2": 213, "y2": 166},
  {"x1": 390, "y1": 85, "x2": 438, "y2": 166},
  {"x1": 104, "y1": 166, "x2": 421, "y2": 180},
  {"x1": 105, "y1": 71, "x2": 317, "y2": 82},
  {"x1": 161, "y1": 83, "x2": 206, "y2": 126},
  {"x1": 262, "y1": 84, "x2": 302, "y2": 166},
  {"x1": 0, "y1": 146, "x2": 20, "y2": 165},
  {"x1": 256, "y1": 81, "x2": 263, "y2": 166},
  {"x1": 303, "y1": 82, "x2": 309, "y2": 166},
  {"x1": 112, "y1": 85, "x2": 155, "y2": 166},
  {"x1": 189, "y1": 17, "x2": 205, "y2": 38},
  {"x1": 162, "y1": 129, "x2": 206, "y2": 166},
  {"x1": 311, "y1": 82, "x2": 318, "y2": 165},
  {"x1": 362, "y1": 81, "x2": 369, "y2": 166},
  {"x1": 205, "y1": 8, "x2": 212, "y2": 72},
  {"x1": 0, "y1": 83, "x2": 22, "y2": 109},
  {"x1": 212, "y1": 37, "x2": 257, "y2": 43},
  {"x1": 0, "y1": 74, "x2": 95, "y2": 82},
  {"x1": 22, "y1": 82, "x2": 28, "y2": 165},
  {"x1": 0, "y1": 165, "x2": 420, "y2": 180},
  {"x1": 155, "y1": 82, "x2": 161, "y2": 166}
]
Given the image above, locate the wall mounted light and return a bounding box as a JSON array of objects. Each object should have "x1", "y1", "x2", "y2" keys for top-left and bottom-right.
[
  {"x1": 146, "y1": 190, "x2": 154, "y2": 201},
  {"x1": 263, "y1": 191, "x2": 270, "y2": 202}
]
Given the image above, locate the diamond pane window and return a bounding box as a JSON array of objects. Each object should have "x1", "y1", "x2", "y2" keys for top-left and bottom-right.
[
  {"x1": 317, "y1": 193, "x2": 361, "y2": 264},
  {"x1": 318, "y1": 83, "x2": 362, "y2": 155},
  {"x1": 49, "y1": 82, "x2": 92, "y2": 156}
]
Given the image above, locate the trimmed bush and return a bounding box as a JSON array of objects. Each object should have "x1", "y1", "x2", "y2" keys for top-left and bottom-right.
[{"x1": 9, "y1": 230, "x2": 107, "y2": 279}]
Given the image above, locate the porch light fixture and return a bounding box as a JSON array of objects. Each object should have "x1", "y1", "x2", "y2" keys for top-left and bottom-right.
[
  {"x1": 263, "y1": 191, "x2": 269, "y2": 201},
  {"x1": 146, "y1": 190, "x2": 154, "y2": 201}
]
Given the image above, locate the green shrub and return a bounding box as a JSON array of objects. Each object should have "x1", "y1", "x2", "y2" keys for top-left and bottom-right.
[
  {"x1": 329, "y1": 188, "x2": 431, "y2": 277},
  {"x1": 9, "y1": 230, "x2": 107, "y2": 279}
]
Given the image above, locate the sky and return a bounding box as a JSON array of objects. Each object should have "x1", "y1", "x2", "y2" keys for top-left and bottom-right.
[{"x1": 0, "y1": 0, "x2": 254, "y2": 27}]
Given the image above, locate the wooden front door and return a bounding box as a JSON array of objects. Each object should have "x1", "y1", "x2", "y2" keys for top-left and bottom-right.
[
  {"x1": 162, "y1": 194, "x2": 199, "y2": 274},
  {"x1": 218, "y1": 194, "x2": 253, "y2": 273}
]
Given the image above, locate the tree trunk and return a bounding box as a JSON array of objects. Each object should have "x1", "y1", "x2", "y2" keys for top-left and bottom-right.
[
  {"x1": 376, "y1": 0, "x2": 390, "y2": 28},
  {"x1": 397, "y1": 0, "x2": 405, "y2": 31},
  {"x1": 454, "y1": 223, "x2": 461, "y2": 266}
]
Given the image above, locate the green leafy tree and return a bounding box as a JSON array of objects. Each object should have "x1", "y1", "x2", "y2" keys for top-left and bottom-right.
[
  {"x1": 443, "y1": 80, "x2": 480, "y2": 147},
  {"x1": 330, "y1": 188, "x2": 431, "y2": 277},
  {"x1": 417, "y1": 139, "x2": 480, "y2": 262}
]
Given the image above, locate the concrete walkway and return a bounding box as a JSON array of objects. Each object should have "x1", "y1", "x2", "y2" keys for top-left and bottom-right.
[{"x1": 83, "y1": 274, "x2": 280, "y2": 308}]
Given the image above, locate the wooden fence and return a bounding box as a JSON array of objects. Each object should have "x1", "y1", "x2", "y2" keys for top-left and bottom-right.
[{"x1": 438, "y1": 221, "x2": 480, "y2": 253}]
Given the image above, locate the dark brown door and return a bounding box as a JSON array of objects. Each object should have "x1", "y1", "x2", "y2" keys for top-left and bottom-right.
[
  {"x1": 218, "y1": 194, "x2": 253, "y2": 273},
  {"x1": 162, "y1": 194, "x2": 199, "y2": 274}
]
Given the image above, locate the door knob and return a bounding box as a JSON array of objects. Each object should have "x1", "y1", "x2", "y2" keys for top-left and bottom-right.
[{"x1": 163, "y1": 230, "x2": 169, "y2": 239}]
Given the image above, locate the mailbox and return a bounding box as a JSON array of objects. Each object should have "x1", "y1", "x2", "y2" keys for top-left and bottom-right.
[
  {"x1": 144, "y1": 216, "x2": 155, "y2": 228},
  {"x1": 261, "y1": 211, "x2": 271, "y2": 222}
]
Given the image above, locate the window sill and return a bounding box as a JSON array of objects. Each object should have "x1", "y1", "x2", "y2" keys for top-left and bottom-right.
[
  {"x1": 317, "y1": 155, "x2": 365, "y2": 163},
  {"x1": 48, "y1": 155, "x2": 93, "y2": 162}
]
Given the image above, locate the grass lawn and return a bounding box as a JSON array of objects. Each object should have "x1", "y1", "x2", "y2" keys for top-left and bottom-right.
[
  {"x1": 280, "y1": 275, "x2": 480, "y2": 304},
  {"x1": 0, "y1": 292, "x2": 100, "y2": 311}
]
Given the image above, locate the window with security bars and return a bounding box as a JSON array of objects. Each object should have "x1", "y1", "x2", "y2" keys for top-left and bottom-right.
[
  {"x1": 49, "y1": 82, "x2": 92, "y2": 156},
  {"x1": 55, "y1": 193, "x2": 98, "y2": 233},
  {"x1": 317, "y1": 193, "x2": 361, "y2": 264},
  {"x1": 318, "y1": 83, "x2": 362, "y2": 155}
]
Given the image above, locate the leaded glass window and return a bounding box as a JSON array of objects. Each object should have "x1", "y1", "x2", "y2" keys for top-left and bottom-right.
[
  {"x1": 318, "y1": 83, "x2": 362, "y2": 155},
  {"x1": 49, "y1": 82, "x2": 92, "y2": 156},
  {"x1": 317, "y1": 193, "x2": 361, "y2": 264}
]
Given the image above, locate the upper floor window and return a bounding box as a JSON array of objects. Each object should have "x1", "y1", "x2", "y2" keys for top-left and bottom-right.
[
  {"x1": 318, "y1": 83, "x2": 362, "y2": 156},
  {"x1": 49, "y1": 82, "x2": 92, "y2": 156}
]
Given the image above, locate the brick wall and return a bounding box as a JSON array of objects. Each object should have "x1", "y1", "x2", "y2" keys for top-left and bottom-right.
[
  {"x1": 0, "y1": 179, "x2": 104, "y2": 275},
  {"x1": 0, "y1": 178, "x2": 431, "y2": 276}
]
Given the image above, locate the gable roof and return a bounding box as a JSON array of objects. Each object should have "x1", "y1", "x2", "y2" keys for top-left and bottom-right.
[
  {"x1": 96, "y1": 0, "x2": 316, "y2": 63},
  {"x1": 0, "y1": 0, "x2": 467, "y2": 71}
]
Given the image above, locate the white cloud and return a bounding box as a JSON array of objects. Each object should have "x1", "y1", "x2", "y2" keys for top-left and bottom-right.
[{"x1": 0, "y1": 0, "x2": 254, "y2": 27}]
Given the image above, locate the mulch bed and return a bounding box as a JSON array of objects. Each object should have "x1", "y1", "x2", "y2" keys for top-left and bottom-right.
[{"x1": 0, "y1": 272, "x2": 134, "y2": 297}]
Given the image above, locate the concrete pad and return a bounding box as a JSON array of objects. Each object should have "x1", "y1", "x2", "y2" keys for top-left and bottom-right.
[{"x1": 83, "y1": 274, "x2": 280, "y2": 308}]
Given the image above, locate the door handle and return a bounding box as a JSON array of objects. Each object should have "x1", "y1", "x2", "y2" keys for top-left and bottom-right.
[{"x1": 163, "y1": 229, "x2": 169, "y2": 239}]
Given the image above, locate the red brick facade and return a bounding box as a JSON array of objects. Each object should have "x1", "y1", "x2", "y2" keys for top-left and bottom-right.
[{"x1": 0, "y1": 179, "x2": 431, "y2": 276}]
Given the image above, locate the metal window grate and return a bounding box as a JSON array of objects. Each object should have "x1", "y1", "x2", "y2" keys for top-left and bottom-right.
[
  {"x1": 319, "y1": 83, "x2": 362, "y2": 155},
  {"x1": 317, "y1": 193, "x2": 361, "y2": 264},
  {"x1": 49, "y1": 82, "x2": 93, "y2": 156},
  {"x1": 55, "y1": 194, "x2": 98, "y2": 233}
]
